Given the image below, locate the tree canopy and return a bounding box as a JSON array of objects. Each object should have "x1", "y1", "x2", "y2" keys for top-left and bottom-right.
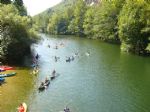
[
  {"x1": 0, "y1": 2, "x2": 37, "y2": 64},
  {"x1": 33, "y1": 0, "x2": 150, "y2": 55}
]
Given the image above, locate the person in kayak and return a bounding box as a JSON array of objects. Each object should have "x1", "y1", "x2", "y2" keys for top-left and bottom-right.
[
  {"x1": 18, "y1": 103, "x2": 25, "y2": 112},
  {"x1": 44, "y1": 77, "x2": 49, "y2": 84},
  {"x1": 55, "y1": 56, "x2": 57, "y2": 62},
  {"x1": 35, "y1": 53, "x2": 39, "y2": 60},
  {"x1": 52, "y1": 69, "x2": 56, "y2": 75},
  {"x1": 64, "y1": 107, "x2": 70, "y2": 112}
]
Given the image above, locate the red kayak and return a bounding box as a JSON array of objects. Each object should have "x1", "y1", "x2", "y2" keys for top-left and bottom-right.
[{"x1": 0, "y1": 66, "x2": 14, "y2": 70}]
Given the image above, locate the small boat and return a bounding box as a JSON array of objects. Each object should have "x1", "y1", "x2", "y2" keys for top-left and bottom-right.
[
  {"x1": 0, "y1": 72, "x2": 16, "y2": 78},
  {"x1": 22, "y1": 103, "x2": 27, "y2": 112},
  {"x1": 0, "y1": 68, "x2": 5, "y2": 72},
  {"x1": 0, "y1": 66, "x2": 14, "y2": 70},
  {"x1": 38, "y1": 85, "x2": 46, "y2": 91},
  {"x1": 38, "y1": 80, "x2": 50, "y2": 91},
  {"x1": 64, "y1": 107, "x2": 70, "y2": 112},
  {"x1": 18, "y1": 102, "x2": 27, "y2": 112},
  {"x1": 0, "y1": 77, "x2": 5, "y2": 82},
  {"x1": 85, "y1": 52, "x2": 90, "y2": 56},
  {"x1": 50, "y1": 76, "x2": 55, "y2": 80},
  {"x1": 66, "y1": 57, "x2": 71, "y2": 62},
  {"x1": 32, "y1": 69, "x2": 39, "y2": 75},
  {"x1": 44, "y1": 79, "x2": 50, "y2": 86},
  {"x1": 50, "y1": 73, "x2": 59, "y2": 80}
]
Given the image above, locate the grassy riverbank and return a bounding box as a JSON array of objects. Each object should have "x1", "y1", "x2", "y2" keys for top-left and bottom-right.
[{"x1": 0, "y1": 67, "x2": 35, "y2": 112}]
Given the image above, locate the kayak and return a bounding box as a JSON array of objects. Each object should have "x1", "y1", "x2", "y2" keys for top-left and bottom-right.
[
  {"x1": 50, "y1": 73, "x2": 59, "y2": 80},
  {"x1": 0, "y1": 66, "x2": 14, "y2": 70},
  {"x1": 50, "y1": 76, "x2": 55, "y2": 80},
  {"x1": 38, "y1": 80, "x2": 50, "y2": 91},
  {"x1": 18, "y1": 103, "x2": 27, "y2": 112},
  {"x1": 0, "y1": 72, "x2": 16, "y2": 78},
  {"x1": 0, "y1": 68, "x2": 5, "y2": 72},
  {"x1": 22, "y1": 103, "x2": 27, "y2": 112},
  {"x1": 0, "y1": 77, "x2": 5, "y2": 82}
]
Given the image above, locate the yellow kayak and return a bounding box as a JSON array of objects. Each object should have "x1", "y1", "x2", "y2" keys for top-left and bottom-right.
[{"x1": 22, "y1": 103, "x2": 27, "y2": 112}]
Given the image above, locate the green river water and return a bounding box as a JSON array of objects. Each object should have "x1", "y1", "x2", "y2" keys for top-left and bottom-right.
[{"x1": 0, "y1": 34, "x2": 150, "y2": 112}]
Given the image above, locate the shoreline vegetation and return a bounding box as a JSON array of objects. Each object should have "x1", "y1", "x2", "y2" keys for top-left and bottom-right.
[
  {"x1": 34, "y1": 0, "x2": 150, "y2": 56},
  {"x1": 0, "y1": 0, "x2": 38, "y2": 65},
  {"x1": 0, "y1": 0, "x2": 150, "y2": 65}
]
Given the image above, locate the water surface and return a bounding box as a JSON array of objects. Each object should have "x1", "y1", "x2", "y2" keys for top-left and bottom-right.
[{"x1": 1, "y1": 34, "x2": 150, "y2": 112}]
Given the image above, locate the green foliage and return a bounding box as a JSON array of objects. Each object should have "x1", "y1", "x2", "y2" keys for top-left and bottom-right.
[
  {"x1": 68, "y1": 0, "x2": 87, "y2": 36},
  {"x1": 47, "y1": 13, "x2": 60, "y2": 34},
  {"x1": 13, "y1": 0, "x2": 23, "y2": 6},
  {"x1": 13, "y1": 0, "x2": 27, "y2": 16},
  {"x1": 0, "y1": 4, "x2": 37, "y2": 64},
  {"x1": 0, "y1": 0, "x2": 11, "y2": 4},
  {"x1": 34, "y1": 0, "x2": 150, "y2": 55},
  {"x1": 92, "y1": 0, "x2": 124, "y2": 42},
  {"x1": 83, "y1": 6, "x2": 95, "y2": 37},
  {"x1": 33, "y1": 0, "x2": 76, "y2": 33},
  {"x1": 118, "y1": 0, "x2": 150, "y2": 54}
]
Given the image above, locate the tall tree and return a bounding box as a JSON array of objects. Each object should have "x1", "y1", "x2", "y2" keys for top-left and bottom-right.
[
  {"x1": 68, "y1": 0, "x2": 87, "y2": 36},
  {"x1": 92, "y1": 0, "x2": 124, "y2": 42},
  {"x1": 0, "y1": 4, "x2": 36, "y2": 64},
  {"x1": 118, "y1": 0, "x2": 149, "y2": 54},
  {"x1": 13, "y1": 0, "x2": 23, "y2": 6},
  {"x1": 13, "y1": 0, "x2": 27, "y2": 16},
  {"x1": 83, "y1": 6, "x2": 95, "y2": 37},
  {"x1": 0, "y1": 0, "x2": 11, "y2": 4}
]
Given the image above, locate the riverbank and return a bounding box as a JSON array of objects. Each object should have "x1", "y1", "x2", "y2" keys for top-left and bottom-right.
[{"x1": 0, "y1": 67, "x2": 34, "y2": 112}]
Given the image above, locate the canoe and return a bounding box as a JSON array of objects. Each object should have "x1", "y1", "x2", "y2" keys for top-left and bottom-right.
[
  {"x1": 0, "y1": 68, "x2": 5, "y2": 72},
  {"x1": 64, "y1": 107, "x2": 71, "y2": 112},
  {"x1": 0, "y1": 66, "x2": 14, "y2": 70},
  {"x1": 0, "y1": 72, "x2": 16, "y2": 78},
  {"x1": 38, "y1": 85, "x2": 46, "y2": 91},
  {"x1": 32, "y1": 69, "x2": 39, "y2": 75},
  {"x1": 22, "y1": 102, "x2": 27, "y2": 112},
  {"x1": 18, "y1": 103, "x2": 27, "y2": 112},
  {"x1": 38, "y1": 80, "x2": 50, "y2": 91},
  {"x1": 50, "y1": 76, "x2": 55, "y2": 80},
  {"x1": 44, "y1": 80, "x2": 50, "y2": 86},
  {"x1": 0, "y1": 77, "x2": 5, "y2": 82},
  {"x1": 50, "y1": 73, "x2": 59, "y2": 80}
]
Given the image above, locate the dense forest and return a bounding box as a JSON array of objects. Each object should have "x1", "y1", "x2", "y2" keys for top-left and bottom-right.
[
  {"x1": 34, "y1": 0, "x2": 150, "y2": 55},
  {"x1": 0, "y1": 0, "x2": 37, "y2": 64},
  {"x1": 0, "y1": 0, "x2": 149, "y2": 64}
]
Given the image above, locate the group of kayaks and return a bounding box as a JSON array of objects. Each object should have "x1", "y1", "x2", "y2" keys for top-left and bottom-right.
[
  {"x1": 0, "y1": 66, "x2": 16, "y2": 84},
  {"x1": 38, "y1": 73, "x2": 58, "y2": 91}
]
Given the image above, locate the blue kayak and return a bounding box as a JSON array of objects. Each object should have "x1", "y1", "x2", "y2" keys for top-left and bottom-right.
[
  {"x1": 0, "y1": 72, "x2": 16, "y2": 78},
  {"x1": 0, "y1": 77, "x2": 5, "y2": 82}
]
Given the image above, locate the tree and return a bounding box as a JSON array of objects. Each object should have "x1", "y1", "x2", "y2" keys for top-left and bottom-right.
[
  {"x1": 0, "y1": 4, "x2": 36, "y2": 64},
  {"x1": 68, "y1": 0, "x2": 87, "y2": 36},
  {"x1": 83, "y1": 6, "x2": 95, "y2": 37},
  {"x1": 92, "y1": 0, "x2": 124, "y2": 42},
  {"x1": 13, "y1": 0, "x2": 23, "y2": 6},
  {"x1": 118, "y1": 0, "x2": 150, "y2": 54},
  {"x1": 0, "y1": 0, "x2": 11, "y2": 4},
  {"x1": 13, "y1": 0, "x2": 27, "y2": 16}
]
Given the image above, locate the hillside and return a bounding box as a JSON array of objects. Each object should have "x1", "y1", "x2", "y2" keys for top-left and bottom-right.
[
  {"x1": 33, "y1": 0, "x2": 100, "y2": 32},
  {"x1": 33, "y1": 0, "x2": 76, "y2": 32}
]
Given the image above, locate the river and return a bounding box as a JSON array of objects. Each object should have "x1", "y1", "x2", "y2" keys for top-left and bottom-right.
[{"x1": 0, "y1": 34, "x2": 150, "y2": 112}]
